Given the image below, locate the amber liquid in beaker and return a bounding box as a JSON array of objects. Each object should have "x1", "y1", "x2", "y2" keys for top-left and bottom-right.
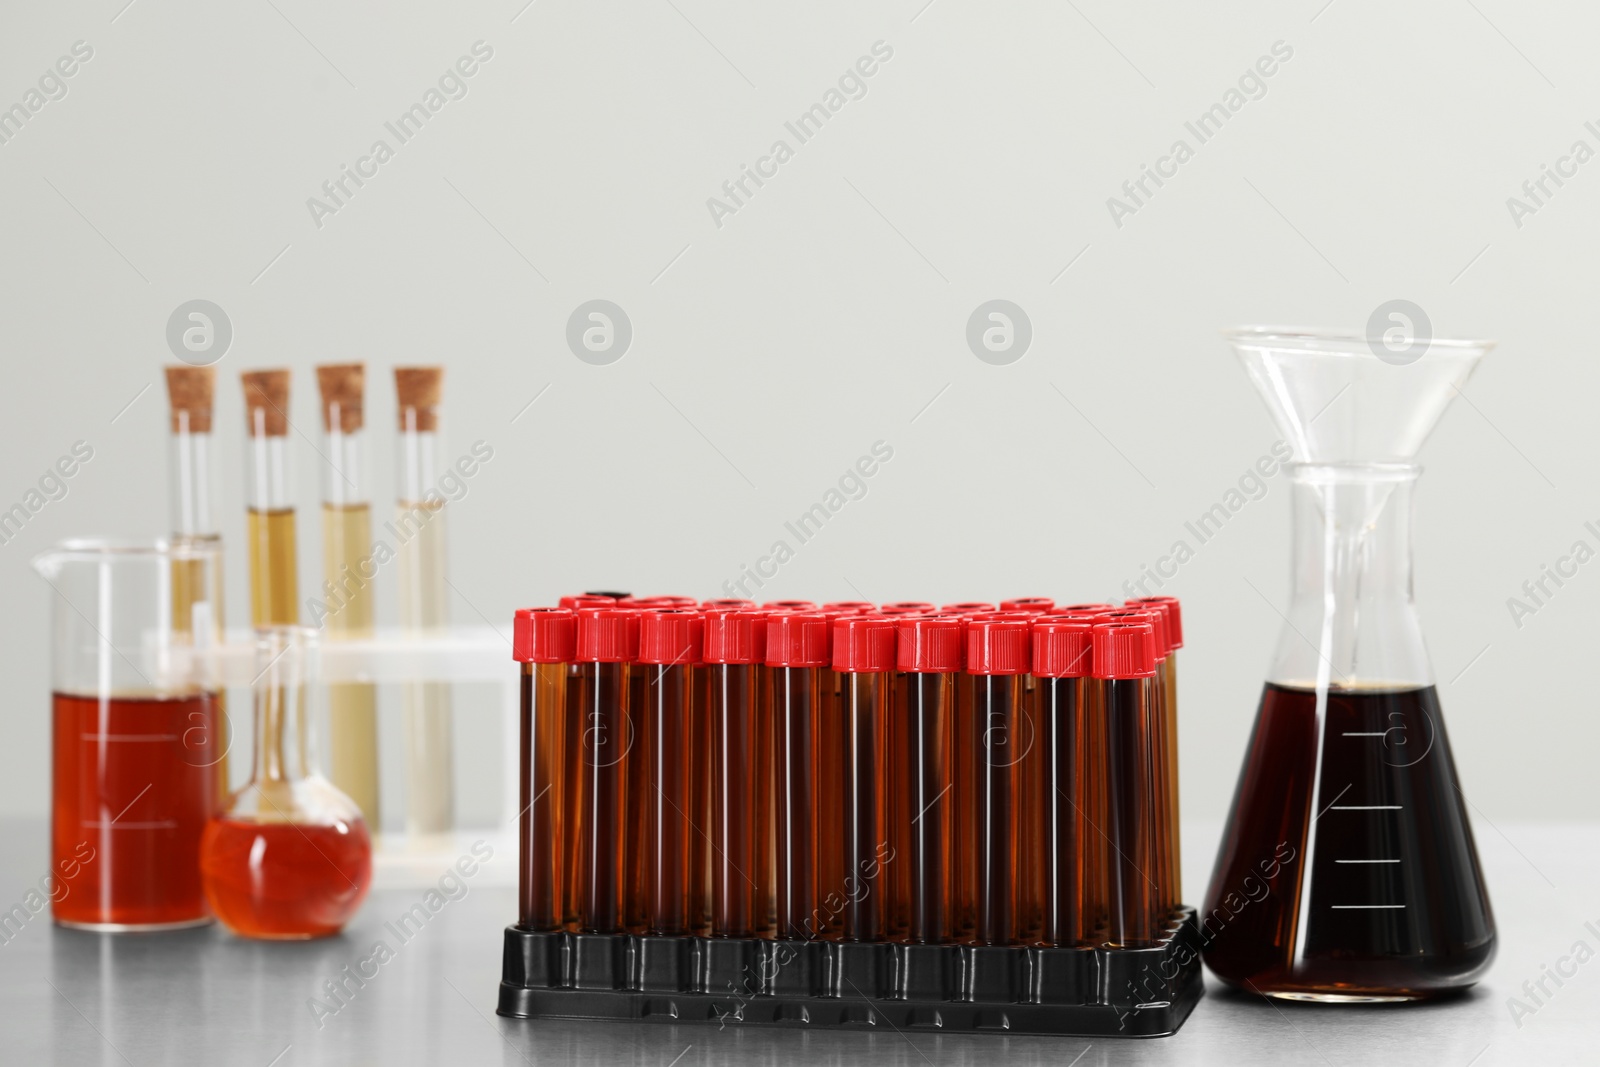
[
  {"x1": 52, "y1": 691, "x2": 220, "y2": 928},
  {"x1": 1203, "y1": 682, "x2": 1495, "y2": 1000}
]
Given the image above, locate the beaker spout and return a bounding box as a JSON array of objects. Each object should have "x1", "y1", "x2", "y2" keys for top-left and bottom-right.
[{"x1": 1225, "y1": 327, "x2": 1491, "y2": 465}]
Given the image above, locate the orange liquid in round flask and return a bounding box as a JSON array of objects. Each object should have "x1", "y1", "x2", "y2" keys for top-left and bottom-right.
[{"x1": 202, "y1": 628, "x2": 372, "y2": 939}]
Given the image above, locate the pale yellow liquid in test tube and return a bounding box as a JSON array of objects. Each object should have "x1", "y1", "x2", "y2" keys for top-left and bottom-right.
[
  {"x1": 247, "y1": 508, "x2": 300, "y2": 626},
  {"x1": 322, "y1": 502, "x2": 379, "y2": 826},
  {"x1": 396, "y1": 497, "x2": 453, "y2": 838}
]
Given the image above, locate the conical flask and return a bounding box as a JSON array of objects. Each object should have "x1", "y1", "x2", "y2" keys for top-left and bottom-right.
[{"x1": 1203, "y1": 327, "x2": 1496, "y2": 1001}]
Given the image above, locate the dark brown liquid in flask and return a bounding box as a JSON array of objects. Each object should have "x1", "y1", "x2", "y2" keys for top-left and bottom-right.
[{"x1": 1203, "y1": 683, "x2": 1495, "y2": 1000}]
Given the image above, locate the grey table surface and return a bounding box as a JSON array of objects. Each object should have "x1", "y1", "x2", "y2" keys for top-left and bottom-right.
[{"x1": 1, "y1": 817, "x2": 1596, "y2": 1067}]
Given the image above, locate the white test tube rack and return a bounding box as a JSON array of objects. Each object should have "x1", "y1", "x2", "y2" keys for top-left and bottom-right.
[{"x1": 203, "y1": 626, "x2": 518, "y2": 889}]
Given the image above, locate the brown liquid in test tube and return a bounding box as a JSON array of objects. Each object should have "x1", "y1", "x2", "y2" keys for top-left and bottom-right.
[
  {"x1": 894, "y1": 616, "x2": 962, "y2": 944},
  {"x1": 702, "y1": 610, "x2": 766, "y2": 938},
  {"x1": 1104, "y1": 607, "x2": 1174, "y2": 916},
  {"x1": 514, "y1": 609, "x2": 574, "y2": 931},
  {"x1": 1032, "y1": 617, "x2": 1104, "y2": 946},
  {"x1": 570, "y1": 608, "x2": 637, "y2": 933},
  {"x1": 634, "y1": 610, "x2": 701, "y2": 935},
  {"x1": 1128, "y1": 596, "x2": 1183, "y2": 910},
  {"x1": 767, "y1": 612, "x2": 830, "y2": 939},
  {"x1": 1096, "y1": 621, "x2": 1161, "y2": 946},
  {"x1": 557, "y1": 595, "x2": 617, "y2": 930},
  {"x1": 833, "y1": 615, "x2": 896, "y2": 942},
  {"x1": 963, "y1": 615, "x2": 1033, "y2": 945}
]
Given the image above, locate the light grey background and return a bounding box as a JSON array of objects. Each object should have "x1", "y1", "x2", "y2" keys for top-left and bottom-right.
[{"x1": 1, "y1": 0, "x2": 1595, "y2": 841}]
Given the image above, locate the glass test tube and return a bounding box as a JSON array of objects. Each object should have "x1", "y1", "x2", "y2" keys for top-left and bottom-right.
[
  {"x1": 394, "y1": 367, "x2": 455, "y2": 840},
  {"x1": 1096, "y1": 621, "x2": 1160, "y2": 947},
  {"x1": 570, "y1": 608, "x2": 637, "y2": 933},
  {"x1": 1106, "y1": 608, "x2": 1172, "y2": 916},
  {"x1": 1129, "y1": 595, "x2": 1183, "y2": 909},
  {"x1": 636, "y1": 609, "x2": 701, "y2": 935},
  {"x1": 165, "y1": 366, "x2": 229, "y2": 796},
  {"x1": 703, "y1": 610, "x2": 764, "y2": 938},
  {"x1": 316, "y1": 364, "x2": 379, "y2": 830},
  {"x1": 1032, "y1": 617, "x2": 1103, "y2": 946},
  {"x1": 894, "y1": 616, "x2": 961, "y2": 944},
  {"x1": 767, "y1": 612, "x2": 830, "y2": 939},
  {"x1": 964, "y1": 616, "x2": 1032, "y2": 946},
  {"x1": 242, "y1": 370, "x2": 298, "y2": 626},
  {"x1": 834, "y1": 616, "x2": 897, "y2": 942},
  {"x1": 514, "y1": 609, "x2": 574, "y2": 931}
]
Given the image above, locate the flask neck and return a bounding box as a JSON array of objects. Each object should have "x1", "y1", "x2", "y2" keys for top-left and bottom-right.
[{"x1": 1267, "y1": 463, "x2": 1432, "y2": 690}]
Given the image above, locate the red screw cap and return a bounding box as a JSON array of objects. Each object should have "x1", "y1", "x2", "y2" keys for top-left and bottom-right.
[
  {"x1": 1092, "y1": 622, "x2": 1157, "y2": 679},
  {"x1": 512, "y1": 607, "x2": 576, "y2": 663},
  {"x1": 637, "y1": 609, "x2": 703, "y2": 666},
  {"x1": 766, "y1": 612, "x2": 831, "y2": 668},
  {"x1": 701, "y1": 598, "x2": 755, "y2": 610},
  {"x1": 1000, "y1": 597, "x2": 1054, "y2": 613},
  {"x1": 1032, "y1": 618, "x2": 1094, "y2": 678},
  {"x1": 559, "y1": 594, "x2": 616, "y2": 611},
  {"x1": 632, "y1": 595, "x2": 698, "y2": 609},
  {"x1": 967, "y1": 617, "x2": 1031, "y2": 676},
  {"x1": 897, "y1": 616, "x2": 963, "y2": 673},
  {"x1": 1126, "y1": 596, "x2": 1183, "y2": 648},
  {"x1": 575, "y1": 607, "x2": 640, "y2": 663},
  {"x1": 702, "y1": 609, "x2": 764, "y2": 665},
  {"x1": 879, "y1": 601, "x2": 935, "y2": 615},
  {"x1": 833, "y1": 615, "x2": 897, "y2": 673},
  {"x1": 1103, "y1": 608, "x2": 1169, "y2": 659},
  {"x1": 762, "y1": 600, "x2": 817, "y2": 611}
]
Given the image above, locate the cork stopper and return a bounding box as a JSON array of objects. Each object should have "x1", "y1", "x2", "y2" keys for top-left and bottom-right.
[
  {"x1": 394, "y1": 366, "x2": 442, "y2": 432},
  {"x1": 241, "y1": 369, "x2": 290, "y2": 437},
  {"x1": 315, "y1": 363, "x2": 365, "y2": 434},
  {"x1": 164, "y1": 365, "x2": 214, "y2": 434}
]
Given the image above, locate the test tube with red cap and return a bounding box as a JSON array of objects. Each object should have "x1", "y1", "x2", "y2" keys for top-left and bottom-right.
[
  {"x1": 941, "y1": 602, "x2": 995, "y2": 614},
  {"x1": 702, "y1": 609, "x2": 768, "y2": 937},
  {"x1": 701, "y1": 598, "x2": 755, "y2": 610},
  {"x1": 762, "y1": 600, "x2": 817, "y2": 611},
  {"x1": 1000, "y1": 597, "x2": 1054, "y2": 614},
  {"x1": 833, "y1": 615, "x2": 897, "y2": 942},
  {"x1": 963, "y1": 615, "x2": 1034, "y2": 945},
  {"x1": 895, "y1": 615, "x2": 963, "y2": 944},
  {"x1": 635, "y1": 609, "x2": 702, "y2": 935},
  {"x1": 1104, "y1": 607, "x2": 1172, "y2": 915},
  {"x1": 1126, "y1": 595, "x2": 1183, "y2": 910},
  {"x1": 1032, "y1": 616, "x2": 1104, "y2": 946},
  {"x1": 570, "y1": 607, "x2": 638, "y2": 933},
  {"x1": 513, "y1": 608, "x2": 575, "y2": 931},
  {"x1": 1095, "y1": 620, "x2": 1160, "y2": 946},
  {"x1": 767, "y1": 612, "x2": 832, "y2": 939}
]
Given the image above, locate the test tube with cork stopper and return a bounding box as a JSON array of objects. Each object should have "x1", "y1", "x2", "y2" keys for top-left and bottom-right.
[{"x1": 315, "y1": 363, "x2": 380, "y2": 831}]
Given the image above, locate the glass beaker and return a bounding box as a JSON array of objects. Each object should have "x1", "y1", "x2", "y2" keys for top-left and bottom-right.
[
  {"x1": 35, "y1": 538, "x2": 226, "y2": 930},
  {"x1": 1204, "y1": 328, "x2": 1496, "y2": 1001},
  {"x1": 200, "y1": 627, "x2": 372, "y2": 939}
]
